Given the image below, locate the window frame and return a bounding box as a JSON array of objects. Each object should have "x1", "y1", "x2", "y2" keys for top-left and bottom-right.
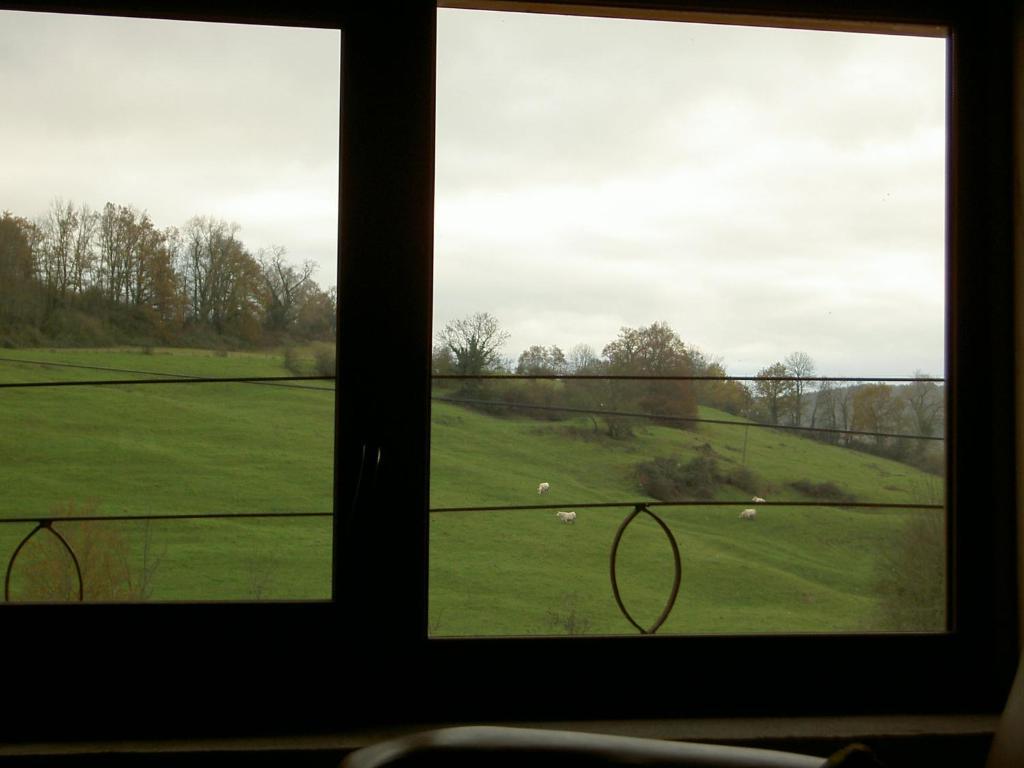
[{"x1": 0, "y1": 0, "x2": 1017, "y2": 742}]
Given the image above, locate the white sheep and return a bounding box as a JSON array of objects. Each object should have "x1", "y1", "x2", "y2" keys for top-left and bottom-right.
[
  {"x1": 555, "y1": 510, "x2": 576, "y2": 524},
  {"x1": 537, "y1": 482, "x2": 550, "y2": 494},
  {"x1": 751, "y1": 496, "x2": 766, "y2": 503},
  {"x1": 739, "y1": 508, "x2": 757, "y2": 520}
]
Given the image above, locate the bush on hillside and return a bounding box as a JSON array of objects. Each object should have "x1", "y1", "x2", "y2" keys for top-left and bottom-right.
[
  {"x1": 871, "y1": 510, "x2": 945, "y2": 631},
  {"x1": 313, "y1": 345, "x2": 336, "y2": 377},
  {"x1": 41, "y1": 308, "x2": 117, "y2": 347},
  {"x1": 492, "y1": 379, "x2": 567, "y2": 421},
  {"x1": 0, "y1": 322, "x2": 46, "y2": 348},
  {"x1": 635, "y1": 455, "x2": 718, "y2": 500},
  {"x1": 602, "y1": 414, "x2": 636, "y2": 440},
  {"x1": 723, "y1": 465, "x2": 767, "y2": 496},
  {"x1": 907, "y1": 447, "x2": 945, "y2": 477},
  {"x1": 636, "y1": 446, "x2": 770, "y2": 502},
  {"x1": 788, "y1": 479, "x2": 856, "y2": 503},
  {"x1": 545, "y1": 592, "x2": 594, "y2": 636},
  {"x1": 283, "y1": 346, "x2": 304, "y2": 376},
  {"x1": 10, "y1": 500, "x2": 164, "y2": 602}
]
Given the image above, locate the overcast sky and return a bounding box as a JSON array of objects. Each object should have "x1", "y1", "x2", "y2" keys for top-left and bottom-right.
[
  {"x1": 0, "y1": 9, "x2": 340, "y2": 285},
  {"x1": 1, "y1": 8, "x2": 945, "y2": 378},
  {"x1": 435, "y1": 9, "x2": 947, "y2": 378}
]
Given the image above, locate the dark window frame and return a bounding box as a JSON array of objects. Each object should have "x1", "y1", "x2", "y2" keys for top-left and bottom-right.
[{"x1": 0, "y1": 0, "x2": 1017, "y2": 742}]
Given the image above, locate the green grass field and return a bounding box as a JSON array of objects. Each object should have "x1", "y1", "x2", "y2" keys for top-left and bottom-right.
[
  {"x1": 428, "y1": 395, "x2": 943, "y2": 636},
  {"x1": 0, "y1": 347, "x2": 945, "y2": 636},
  {"x1": 0, "y1": 347, "x2": 334, "y2": 601}
]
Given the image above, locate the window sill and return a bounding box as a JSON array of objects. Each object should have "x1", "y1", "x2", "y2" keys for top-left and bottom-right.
[{"x1": 0, "y1": 713, "x2": 1000, "y2": 767}]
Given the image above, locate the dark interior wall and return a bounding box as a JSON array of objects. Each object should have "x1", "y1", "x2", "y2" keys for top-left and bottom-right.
[
  {"x1": 1015, "y1": 0, "x2": 1024, "y2": 647},
  {"x1": 0, "y1": 0, "x2": 1018, "y2": 761}
]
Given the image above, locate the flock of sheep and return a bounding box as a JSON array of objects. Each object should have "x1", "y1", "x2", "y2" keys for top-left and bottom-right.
[
  {"x1": 538, "y1": 482, "x2": 577, "y2": 524},
  {"x1": 741, "y1": 496, "x2": 766, "y2": 520},
  {"x1": 539, "y1": 481, "x2": 766, "y2": 524}
]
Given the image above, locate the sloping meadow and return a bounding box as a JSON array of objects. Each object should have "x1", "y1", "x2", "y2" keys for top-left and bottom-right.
[
  {"x1": 0, "y1": 347, "x2": 333, "y2": 601},
  {"x1": 0, "y1": 348, "x2": 943, "y2": 635},
  {"x1": 428, "y1": 398, "x2": 944, "y2": 636}
]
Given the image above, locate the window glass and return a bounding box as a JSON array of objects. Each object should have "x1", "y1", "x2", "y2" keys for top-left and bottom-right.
[
  {"x1": 431, "y1": 8, "x2": 946, "y2": 636},
  {"x1": 0, "y1": 10, "x2": 340, "y2": 601}
]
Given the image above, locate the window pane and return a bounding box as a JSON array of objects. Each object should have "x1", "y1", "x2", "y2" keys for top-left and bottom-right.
[
  {"x1": 431, "y1": 9, "x2": 946, "y2": 636},
  {"x1": 0, "y1": 11, "x2": 339, "y2": 602}
]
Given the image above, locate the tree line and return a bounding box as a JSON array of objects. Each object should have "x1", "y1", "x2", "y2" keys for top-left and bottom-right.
[
  {"x1": 0, "y1": 199, "x2": 336, "y2": 347},
  {"x1": 434, "y1": 312, "x2": 944, "y2": 472}
]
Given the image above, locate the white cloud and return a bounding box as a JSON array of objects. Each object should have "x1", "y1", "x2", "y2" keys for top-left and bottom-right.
[
  {"x1": 0, "y1": 9, "x2": 339, "y2": 288},
  {"x1": 434, "y1": 9, "x2": 946, "y2": 378}
]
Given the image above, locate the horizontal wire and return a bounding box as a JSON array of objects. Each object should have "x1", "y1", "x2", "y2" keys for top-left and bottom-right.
[
  {"x1": 0, "y1": 504, "x2": 941, "y2": 523},
  {"x1": 0, "y1": 375, "x2": 334, "y2": 390},
  {"x1": 0, "y1": 511, "x2": 332, "y2": 525},
  {"x1": 0, "y1": 355, "x2": 335, "y2": 391},
  {"x1": 433, "y1": 396, "x2": 944, "y2": 442},
  {"x1": 429, "y1": 501, "x2": 943, "y2": 513},
  {"x1": 0, "y1": 356, "x2": 941, "y2": 388},
  {"x1": 0, "y1": 354, "x2": 228, "y2": 379},
  {"x1": 434, "y1": 373, "x2": 945, "y2": 383}
]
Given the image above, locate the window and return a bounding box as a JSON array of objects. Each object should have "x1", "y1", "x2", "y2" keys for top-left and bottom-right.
[
  {"x1": 0, "y1": 0, "x2": 1017, "y2": 742},
  {"x1": 0, "y1": 10, "x2": 339, "y2": 603},
  {"x1": 431, "y1": 6, "x2": 949, "y2": 638}
]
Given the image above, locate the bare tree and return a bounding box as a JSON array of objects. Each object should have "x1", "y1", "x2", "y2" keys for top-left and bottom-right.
[
  {"x1": 516, "y1": 344, "x2": 566, "y2": 375},
  {"x1": 903, "y1": 371, "x2": 943, "y2": 439},
  {"x1": 97, "y1": 202, "x2": 126, "y2": 301},
  {"x1": 294, "y1": 285, "x2": 337, "y2": 340},
  {"x1": 69, "y1": 203, "x2": 98, "y2": 294},
  {"x1": 436, "y1": 312, "x2": 510, "y2": 376},
  {"x1": 835, "y1": 385, "x2": 855, "y2": 445},
  {"x1": 0, "y1": 212, "x2": 40, "y2": 323},
  {"x1": 601, "y1": 322, "x2": 697, "y2": 431},
  {"x1": 810, "y1": 378, "x2": 838, "y2": 441},
  {"x1": 567, "y1": 343, "x2": 600, "y2": 374},
  {"x1": 180, "y1": 216, "x2": 236, "y2": 324},
  {"x1": 258, "y1": 245, "x2": 316, "y2": 332},
  {"x1": 96, "y1": 203, "x2": 159, "y2": 306},
  {"x1": 783, "y1": 351, "x2": 816, "y2": 426},
  {"x1": 39, "y1": 198, "x2": 77, "y2": 299},
  {"x1": 602, "y1": 321, "x2": 692, "y2": 375},
  {"x1": 753, "y1": 362, "x2": 792, "y2": 426},
  {"x1": 179, "y1": 215, "x2": 262, "y2": 336},
  {"x1": 852, "y1": 383, "x2": 906, "y2": 447}
]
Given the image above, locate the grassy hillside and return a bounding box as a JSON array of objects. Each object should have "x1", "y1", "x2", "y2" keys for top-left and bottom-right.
[
  {"x1": 428, "y1": 399, "x2": 944, "y2": 636},
  {"x1": 0, "y1": 348, "x2": 945, "y2": 636},
  {"x1": 0, "y1": 347, "x2": 333, "y2": 600}
]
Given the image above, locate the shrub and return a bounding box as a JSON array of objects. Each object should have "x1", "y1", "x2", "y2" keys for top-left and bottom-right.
[
  {"x1": 314, "y1": 346, "x2": 336, "y2": 377},
  {"x1": 545, "y1": 593, "x2": 593, "y2": 636},
  {"x1": 871, "y1": 510, "x2": 946, "y2": 631},
  {"x1": 635, "y1": 454, "x2": 719, "y2": 501},
  {"x1": 282, "y1": 346, "x2": 304, "y2": 375},
  {"x1": 788, "y1": 479, "x2": 856, "y2": 503},
  {"x1": 41, "y1": 308, "x2": 116, "y2": 347},
  {"x1": 636, "y1": 379, "x2": 698, "y2": 430},
  {"x1": 9, "y1": 500, "x2": 163, "y2": 602},
  {"x1": 723, "y1": 465, "x2": 766, "y2": 495},
  {"x1": 500, "y1": 379, "x2": 567, "y2": 420},
  {"x1": 908, "y1": 447, "x2": 945, "y2": 477},
  {"x1": 603, "y1": 414, "x2": 636, "y2": 440}
]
